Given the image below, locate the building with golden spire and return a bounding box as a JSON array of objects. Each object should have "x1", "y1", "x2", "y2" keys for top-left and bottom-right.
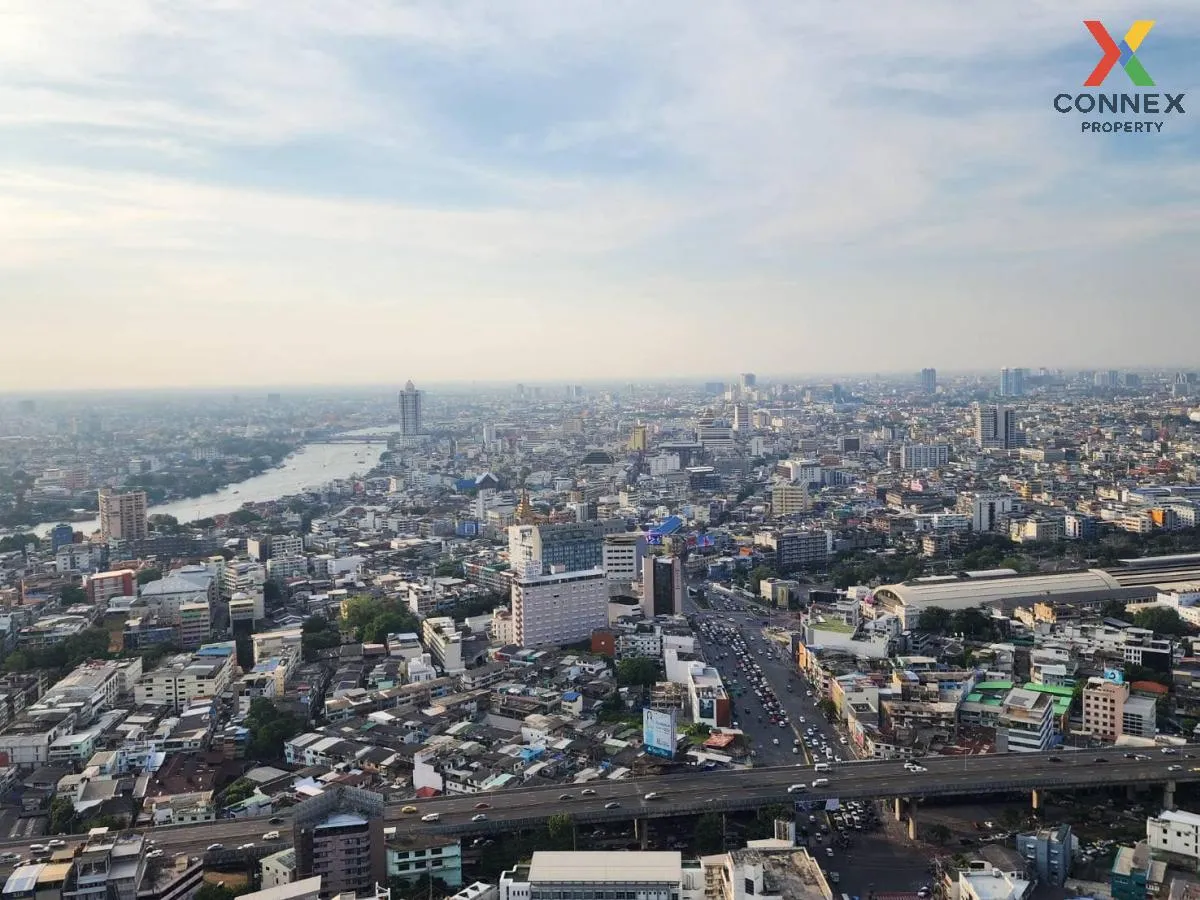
[{"x1": 514, "y1": 489, "x2": 538, "y2": 525}]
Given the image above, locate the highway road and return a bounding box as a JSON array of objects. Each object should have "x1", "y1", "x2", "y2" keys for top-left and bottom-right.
[
  {"x1": 0, "y1": 752, "x2": 1193, "y2": 867},
  {"x1": 687, "y1": 582, "x2": 848, "y2": 768}
]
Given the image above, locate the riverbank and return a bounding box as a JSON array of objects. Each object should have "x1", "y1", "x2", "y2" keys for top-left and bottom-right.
[{"x1": 29, "y1": 441, "x2": 387, "y2": 537}]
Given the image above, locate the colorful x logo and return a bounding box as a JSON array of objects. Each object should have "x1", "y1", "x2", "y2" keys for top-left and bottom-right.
[{"x1": 1084, "y1": 20, "x2": 1156, "y2": 87}]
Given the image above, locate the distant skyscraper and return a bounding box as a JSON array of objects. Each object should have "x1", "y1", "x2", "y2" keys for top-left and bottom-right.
[
  {"x1": 920, "y1": 368, "x2": 937, "y2": 395},
  {"x1": 732, "y1": 403, "x2": 751, "y2": 431},
  {"x1": 999, "y1": 367, "x2": 1026, "y2": 398},
  {"x1": 975, "y1": 404, "x2": 1022, "y2": 449},
  {"x1": 398, "y1": 380, "x2": 423, "y2": 436},
  {"x1": 740, "y1": 373, "x2": 756, "y2": 389},
  {"x1": 98, "y1": 489, "x2": 147, "y2": 542}
]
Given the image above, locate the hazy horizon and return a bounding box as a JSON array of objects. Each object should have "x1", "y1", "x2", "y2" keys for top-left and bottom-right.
[{"x1": 2, "y1": 1, "x2": 1198, "y2": 390}]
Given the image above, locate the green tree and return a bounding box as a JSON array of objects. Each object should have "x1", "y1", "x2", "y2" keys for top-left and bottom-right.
[
  {"x1": 617, "y1": 658, "x2": 661, "y2": 688},
  {"x1": 137, "y1": 568, "x2": 162, "y2": 586},
  {"x1": 950, "y1": 607, "x2": 996, "y2": 641},
  {"x1": 245, "y1": 697, "x2": 302, "y2": 760},
  {"x1": 0, "y1": 533, "x2": 38, "y2": 553},
  {"x1": 546, "y1": 813, "x2": 575, "y2": 851},
  {"x1": 818, "y1": 698, "x2": 837, "y2": 721},
  {"x1": 60, "y1": 584, "x2": 88, "y2": 605},
  {"x1": 917, "y1": 606, "x2": 952, "y2": 634},
  {"x1": 148, "y1": 514, "x2": 180, "y2": 534},
  {"x1": 222, "y1": 778, "x2": 257, "y2": 806},
  {"x1": 694, "y1": 812, "x2": 725, "y2": 853},
  {"x1": 1132, "y1": 606, "x2": 1192, "y2": 637},
  {"x1": 362, "y1": 610, "x2": 417, "y2": 645},
  {"x1": 748, "y1": 565, "x2": 778, "y2": 594},
  {"x1": 228, "y1": 509, "x2": 262, "y2": 526},
  {"x1": 434, "y1": 559, "x2": 462, "y2": 578},
  {"x1": 301, "y1": 615, "x2": 342, "y2": 661},
  {"x1": 263, "y1": 581, "x2": 284, "y2": 606},
  {"x1": 48, "y1": 797, "x2": 77, "y2": 834}
]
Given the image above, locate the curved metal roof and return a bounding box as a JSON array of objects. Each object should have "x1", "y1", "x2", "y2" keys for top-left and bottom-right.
[{"x1": 875, "y1": 569, "x2": 1122, "y2": 609}]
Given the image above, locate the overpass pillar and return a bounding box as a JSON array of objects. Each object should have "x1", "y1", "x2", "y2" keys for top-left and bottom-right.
[
  {"x1": 907, "y1": 813, "x2": 917, "y2": 841},
  {"x1": 894, "y1": 797, "x2": 905, "y2": 821},
  {"x1": 1030, "y1": 789, "x2": 1041, "y2": 812},
  {"x1": 1165, "y1": 781, "x2": 1177, "y2": 811}
]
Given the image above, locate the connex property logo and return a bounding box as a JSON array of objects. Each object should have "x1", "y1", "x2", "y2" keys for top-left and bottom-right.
[{"x1": 1054, "y1": 19, "x2": 1186, "y2": 134}]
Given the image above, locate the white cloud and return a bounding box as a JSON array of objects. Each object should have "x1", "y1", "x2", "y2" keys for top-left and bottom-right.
[{"x1": 0, "y1": 0, "x2": 1198, "y2": 387}]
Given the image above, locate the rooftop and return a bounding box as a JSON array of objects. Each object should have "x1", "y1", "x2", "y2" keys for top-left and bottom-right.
[{"x1": 527, "y1": 851, "x2": 682, "y2": 884}]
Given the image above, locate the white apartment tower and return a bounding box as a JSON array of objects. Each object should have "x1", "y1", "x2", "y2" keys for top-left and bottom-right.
[{"x1": 512, "y1": 564, "x2": 607, "y2": 648}]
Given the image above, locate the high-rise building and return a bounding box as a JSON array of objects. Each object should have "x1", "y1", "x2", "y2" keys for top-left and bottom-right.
[
  {"x1": 920, "y1": 367, "x2": 937, "y2": 395},
  {"x1": 398, "y1": 380, "x2": 423, "y2": 436},
  {"x1": 98, "y1": 489, "x2": 148, "y2": 542},
  {"x1": 999, "y1": 367, "x2": 1026, "y2": 397},
  {"x1": 629, "y1": 424, "x2": 647, "y2": 451},
  {"x1": 899, "y1": 443, "x2": 951, "y2": 469},
  {"x1": 642, "y1": 555, "x2": 683, "y2": 618},
  {"x1": 740, "y1": 373, "x2": 756, "y2": 389},
  {"x1": 293, "y1": 785, "x2": 386, "y2": 899},
  {"x1": 512, "y1": 564, "x2": 607, "y2": 647},
  {"x1": 975, "y1": 404, "x2": 1022, "y2": 449},
  {"x1": 508, "y1": 522, "x2": 606, "y2": 575},
  {"x1": 731, "y1": 403, "x2": 751, "y2": 431},
  {"x1": 50, "y1": 523, "x2": 76, "y2": 552}
]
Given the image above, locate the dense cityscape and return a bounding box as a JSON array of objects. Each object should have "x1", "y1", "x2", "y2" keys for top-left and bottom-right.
[{"x1": 0, "y1": 369, "x2": 1199, "y2": 900}]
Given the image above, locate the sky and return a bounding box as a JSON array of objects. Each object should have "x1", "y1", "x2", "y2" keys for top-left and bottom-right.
[{"x1": 1, "y1": 0, "x2": 1198, "y2": 390}]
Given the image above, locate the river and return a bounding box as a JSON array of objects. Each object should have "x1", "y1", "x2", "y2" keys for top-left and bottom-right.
[{"x1": 32, "y1": 441, "x2": 387, "y2": 537}]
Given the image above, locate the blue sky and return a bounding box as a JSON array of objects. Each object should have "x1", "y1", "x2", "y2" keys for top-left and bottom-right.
[{"x1": 1, "y1": 0, "x2": 1197, "y2": 389}]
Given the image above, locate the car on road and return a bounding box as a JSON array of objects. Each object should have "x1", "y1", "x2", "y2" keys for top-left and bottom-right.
[
  {"x1": 421, "y1": 813, "x2": 440, "y2": 822},
  {"x1": 812, "y1": 778, "x2": 829, "y2": 787},
  {"x1": 644, "y1": 792, "x2": 662, "y2": 800},
  {"x1": 1048, "y1": 756, "x2": 1062, "y2": 762},
  {"x1": 604, "y1": 801, "x2": 621, "y2": 809},
  {"x1": 1094, "y1": 757, "x2": 1108, "y2": 763},
  {"x1": 787, "y1": 784, "x2": 806, "y2": 793},
  {"x1": 269, "y1": 817, "x2": 285, "y2": 824},
  {"x1": 472, "y1": 814, "x2": 488, "y2": 821},
  {"x1": 1162, "y1": 748, "x2": 1177, "y2": 754},
  {"x1": 47, "y1": 840, "x2": 65, "y2": 848},
  {"x1": 582, "y1": 788, "x2": 597, "y2": 796},
  {"x1": 474, "y1": 802, "x2": 491, "y2": 809},
  {"x1": 262, "y1": 831, "x2": 280, "y2": 841},
  {"x1": 826, "y1": 847, "x2": 835, "y2": 857},
  {"x1": 238, "y1": 843, "x2": 255, "y2": 850},
  {"x1": 1168, "y1": 765, "x2": 1183, "y2": 771},
  {"x1": 402, "y1": 805, "x2": 418, "y2": 814},
  {"x1": 207, "y1": 844, "x2": 224, "y2": 852},
  {"x1": 559, "y1": 793, "x2": 573, "y2": 800}
]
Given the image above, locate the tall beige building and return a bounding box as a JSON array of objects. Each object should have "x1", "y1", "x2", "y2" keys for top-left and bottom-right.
[{"x1": 98, "y1": 489, "x2": 148, "y2": 542}]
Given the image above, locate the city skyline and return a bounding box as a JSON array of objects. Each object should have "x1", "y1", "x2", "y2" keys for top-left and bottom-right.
[{"x1": 2, "y1": 0, "x2": 1198, "y2": 390}]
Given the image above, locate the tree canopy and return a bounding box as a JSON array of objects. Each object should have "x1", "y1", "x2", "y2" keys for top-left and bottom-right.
[
  {"x1": 245, "y1": 698, "x2": 302, "y2": 760},
  {"x1": 1132, "y1": 605, "x2": 1193, "y2": 637},
  {"x1": 341, "y1": 595, "x2": 420, "y2": 644},
  {"x1": 617, "y1": 657, "x2": 661, "y2": 688}
]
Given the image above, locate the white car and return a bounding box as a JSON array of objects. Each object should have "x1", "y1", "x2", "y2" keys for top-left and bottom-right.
[
  {"x1": 262, "y1": 831, "x2": 280, "y2": 841},
  {"x1": 420, "y1": 813, "x2": 440, "y2": 823},
  {"x1": 787, "y1": 784, "x2": 807, "y2": 793}
]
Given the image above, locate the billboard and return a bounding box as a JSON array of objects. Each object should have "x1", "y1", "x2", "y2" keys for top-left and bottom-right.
[
  {"x1": 643, "y1": 708, "x2": 678, "y2": 758},
  {"x1": 1104, "y1": 668, "x2": 1125, "y2": 684}
]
